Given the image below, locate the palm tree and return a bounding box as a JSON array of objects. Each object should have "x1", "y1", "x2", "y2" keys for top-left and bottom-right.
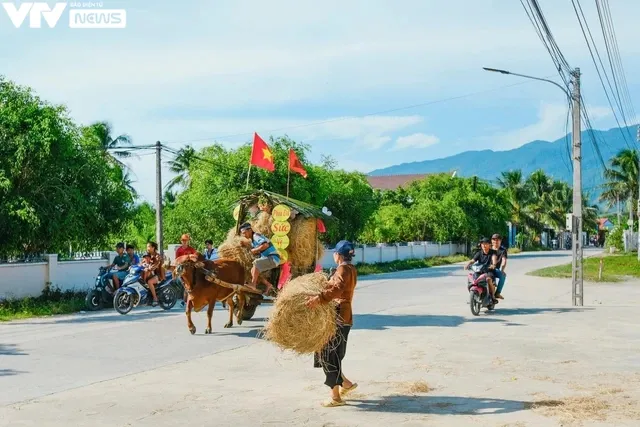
[
  {"x1": 497, "y1": 170, "x2": 534, "y2": 230},
  {"x1": 601, "y1": 148, "x2": 638, "y2": 228},
  {"x1": 86, "y1": 121, "x2": 133, "y2": 168},
  {"x1": 525, "y1": 169, "x2": 554, "y2": 233},
  {"x1": 166, "y1": 145, "x2": 196, "y2": 192}
]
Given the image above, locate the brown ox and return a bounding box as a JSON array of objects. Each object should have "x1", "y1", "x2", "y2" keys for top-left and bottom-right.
[{"x1": 174, "y1": 253, "x2": 247, "y2": 335}]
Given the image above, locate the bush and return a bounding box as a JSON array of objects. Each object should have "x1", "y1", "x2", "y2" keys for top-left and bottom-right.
[
  {"x1": 605, "y1": 226, "x2": 624, "y2": 251},
  {"x1": 0, "y1": 284, "x2": 86, "y2": 321}
]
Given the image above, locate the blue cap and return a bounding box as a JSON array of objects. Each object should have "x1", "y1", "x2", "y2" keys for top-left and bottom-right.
[
  {"x1": 334, "y1": 240, "x2": 354, "y2": 257},
  {"x1": 239, "y1": 222, "x2": 252, "y2": 232}
]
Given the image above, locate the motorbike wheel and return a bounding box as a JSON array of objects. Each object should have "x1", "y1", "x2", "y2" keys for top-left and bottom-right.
[
  {"x1": 113, "y1": 289, "x2": 134, "y2": 315},
  {"x1": 85, "y1": 290, "x2": 102, "y2": 311},
  {"x1": 469, "y1": 291, "x2": 481, "y2": 316},
  {"x1": 159, "y1": 286, "x2": 177, "y2": 311}
]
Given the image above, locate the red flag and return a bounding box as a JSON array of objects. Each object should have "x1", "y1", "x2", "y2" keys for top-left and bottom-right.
[
  {"x1": 250, "y1": 133, "x2": 275, "y2": 172},
  {"x1": 317, "y1": 218, "x2": 326, "y2": 233},
  {"x1": 314, "y1": 263, "x2": 323, "y2": 273},
  {"x1": 288, "y1": 148, "x2": 307, "y2": 178},
  {"x1": 278, "y1": 262, "x2": 291, "y2": 289}
]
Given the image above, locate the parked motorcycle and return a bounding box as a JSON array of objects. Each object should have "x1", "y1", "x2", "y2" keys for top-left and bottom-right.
[
  {"x1": 467, "y1": 262, "x2": 496, "y2": 316},
  {"x1": 85, "y1": 266, "x2": 118, "y2": 311},
  {"x1": 113, "y1": 265, "x2": 178, "y2": 315}
]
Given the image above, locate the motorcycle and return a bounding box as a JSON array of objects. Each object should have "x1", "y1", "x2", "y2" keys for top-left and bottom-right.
[
  {"x1": 467, "y1": 262, "x2": 496, "y2": 316},
  {"x1": 113, "y1": 265, "x2": 178, "y2": 315},
  {"x1": 85, "y1": 266, "x2": 118, "y2": 311}
]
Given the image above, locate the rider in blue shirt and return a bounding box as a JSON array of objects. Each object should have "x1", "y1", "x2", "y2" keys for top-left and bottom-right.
[{"x1": 240, "y1": 222, "x2": 280, "y2": 294}]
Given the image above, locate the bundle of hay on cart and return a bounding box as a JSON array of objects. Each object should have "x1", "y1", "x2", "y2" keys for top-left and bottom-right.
[{"x1": 215, "y1": 190, "x2": 334, "y2": 328}]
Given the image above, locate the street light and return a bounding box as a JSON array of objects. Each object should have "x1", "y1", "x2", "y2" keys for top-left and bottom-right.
[{"x1": 483, "y1": 66, "x2": 584, "y2": 306}]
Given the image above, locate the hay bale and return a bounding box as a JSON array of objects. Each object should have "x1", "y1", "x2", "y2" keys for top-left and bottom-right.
[
  {"x1": 217, "y1": 235, "x2": 254, "y2": 279},
  {"x1": 251, "y1": 211, "x2": 273, "y2": 238},
  {"x1": 263, "y1": 272, "x2": 337, "y2": 354},
  {"x1": 288, "y1": 217, "x2": 322, "y2": 268}
]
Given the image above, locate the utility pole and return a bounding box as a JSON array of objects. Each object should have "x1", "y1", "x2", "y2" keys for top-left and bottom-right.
[
  {"x1": 637, "y1": 126, "x2": 640, "y2": 260},
  {"x1": 155, "y1": 141, "x2": 164, "y2": 257},
  {"x1": 482, "y1": 66, "x2": 584, "y2": 306},
  {"x1": 571, "y1": 68, "x2": 583, "y2": 307}
]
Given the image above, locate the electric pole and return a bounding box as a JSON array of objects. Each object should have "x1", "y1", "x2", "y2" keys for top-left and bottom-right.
[
  {"x1": 155, "y1": 140, "x2": 164, "y2": 257},
  {"x1": 571, "y1": 68, "x2": 583, "y2": 307},
  {"x1": 637, "y1": 126, "x2": 640, "y2": 260}
]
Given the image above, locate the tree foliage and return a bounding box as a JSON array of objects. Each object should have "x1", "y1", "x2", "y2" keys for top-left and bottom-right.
[{"x1": 0, "y1": 76, "x2": 135, "y2": 256}]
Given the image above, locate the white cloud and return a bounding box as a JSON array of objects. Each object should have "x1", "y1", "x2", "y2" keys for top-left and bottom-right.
[
  {"x1": 486, "y1": 103, "x2": 613, "y2": 150},
  {"x1": 393, "y1": 133, "x2": 440, "y2": 150}
]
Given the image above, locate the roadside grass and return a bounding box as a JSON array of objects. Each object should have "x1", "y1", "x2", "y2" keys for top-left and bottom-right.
[
  {"x1": 354, "y1": 254, "x2": 468, "y2": 276},
  {"x1": 528, "y1": 253, "x2": 640, "y2": 282},
  {"x1": 0, "y1": 287, "x2": 86, "y2": 322}
]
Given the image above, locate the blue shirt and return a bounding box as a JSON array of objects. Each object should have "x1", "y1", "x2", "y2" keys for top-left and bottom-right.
[
  {"x1": 129, "y1": 254, "x2": 140, "y2": 265},
  {"x1": 252, "y1": 233, "x2": 280, "y2": 263},
  {"x1": 203, "y1": 248, "x2": 218, "y2": 260}
]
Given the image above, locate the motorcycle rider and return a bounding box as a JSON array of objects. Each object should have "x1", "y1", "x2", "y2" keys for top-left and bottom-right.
[
  {"x1": 464, "y1": 237, "x2": 498, "y2": 303},
  {"x1": 108, "y1": 242, "x2": 130, "y2": 291},
  {"x1": 491, "y1": 234, "x2": 508, "y2": 300},
  {"x1": 175, "y1": 234, "x2": 197, "y2": 307},
  {"x1": 126, "y1": 244, "x2": 140, "y2": 266},
  {"x1": 143, "y1": 242, "x2": 164, "y2": 306}
]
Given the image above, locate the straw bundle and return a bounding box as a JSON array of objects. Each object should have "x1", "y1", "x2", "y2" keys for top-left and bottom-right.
[
  {"x1": 217, "y1": 235, "x2": 254, "y2": 279},
  {"x1": 263, "y1": 272, "x2": 337, "y2": 354},
  {"x1": 288, "y1": 217, "x2": 322, "y2": 268},
  {"x1": 251, "y1": 211, "x2": 273, "y2": 238}
]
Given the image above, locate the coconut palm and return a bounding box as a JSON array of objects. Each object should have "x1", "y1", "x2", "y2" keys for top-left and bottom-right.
[
  {"x1": 601, "y1": 148, "x2": 638, "y2": 227},
  {"x1": 87, "y1": 121, "x2": 133, "y2": 168},
  {"x1": 166, "y1": 145, "x2": 196, "y2": 192},
  {"x1": 497, "y1": 170, "x2": 535, "y2": 230}
]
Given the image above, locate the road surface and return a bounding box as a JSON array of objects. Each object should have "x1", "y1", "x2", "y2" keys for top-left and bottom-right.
[{"x1": 2, "y1": 248, "x2": 639, "y2": 426}]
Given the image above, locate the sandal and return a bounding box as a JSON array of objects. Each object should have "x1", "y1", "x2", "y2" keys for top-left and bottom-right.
[
  {"x1": 321, "y1": 399, "x2": 345, "y2": 408},
  {"x1": 341, "y1": 383, "x2": 358, "y2": 396}
]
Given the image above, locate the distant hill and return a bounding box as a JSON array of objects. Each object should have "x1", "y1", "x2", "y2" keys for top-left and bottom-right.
[{"x1": 369, "y1": 125, "x2": 639, "y2": 199}]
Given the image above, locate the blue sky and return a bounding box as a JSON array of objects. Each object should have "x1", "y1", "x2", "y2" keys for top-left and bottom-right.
[{"x1": 2, "y1": 0, "x2": 639, "y2": 202}]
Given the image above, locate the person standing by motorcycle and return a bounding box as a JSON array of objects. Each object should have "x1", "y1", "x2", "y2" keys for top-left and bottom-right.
[
  {"x1": 464, "y1": 237, "x2": 498, "y2": 303},
  {"x1": 175, "y1": 234, "x2": 197, "y2": 307},
  {"x1": 109, "y1": 242, "x2": 130, "y2": 291},
  {"x1": 144, "y1": 242, "x2": 164, "y2": 306},
  {"x1": 491, "y1": 234, "x2": 508, "y2": 300}
]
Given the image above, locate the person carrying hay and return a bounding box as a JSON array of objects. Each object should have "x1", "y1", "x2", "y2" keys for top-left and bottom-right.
[{"x1": 305, "y1": 240, "x2": 358, "y2": 408}]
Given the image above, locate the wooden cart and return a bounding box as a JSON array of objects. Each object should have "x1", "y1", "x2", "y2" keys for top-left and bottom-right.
[{"x1": 229, "y1": 190, "x2": 333, "y2": 320}]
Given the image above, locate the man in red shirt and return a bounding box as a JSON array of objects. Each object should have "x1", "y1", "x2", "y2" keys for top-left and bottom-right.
[{"x1": 175, "y1": 234, "x2": 196, "y2": 307}]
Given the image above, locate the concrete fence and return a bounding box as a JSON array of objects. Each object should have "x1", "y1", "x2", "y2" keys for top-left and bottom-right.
[{"x1": 1, "y1": 241, "x2": 466, "y2": 300}]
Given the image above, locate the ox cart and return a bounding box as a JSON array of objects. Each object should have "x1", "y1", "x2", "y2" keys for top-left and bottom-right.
[{"x1": 226, "y1": 190, "x2": 332, "y2": 321}]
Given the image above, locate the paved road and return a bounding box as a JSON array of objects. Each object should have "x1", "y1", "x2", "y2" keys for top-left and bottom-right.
[{"x1": 2, "y1": 248, "x2": 639, "y2": 426}]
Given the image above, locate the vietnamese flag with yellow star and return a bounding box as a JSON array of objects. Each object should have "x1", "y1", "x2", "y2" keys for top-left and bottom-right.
[{"x1": 250, "y1": 132, "x2": 275, "y2": 172}]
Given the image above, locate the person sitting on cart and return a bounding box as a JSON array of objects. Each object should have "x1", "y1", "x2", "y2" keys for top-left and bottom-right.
[{"x1": 239, "y1": 222, "x2": 279, "y2": 294}]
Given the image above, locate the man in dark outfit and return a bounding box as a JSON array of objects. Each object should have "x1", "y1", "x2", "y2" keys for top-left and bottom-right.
[
  {"x1": 491, "y1": 233, "x2": 508, "y2": 300},
  {"x1": 465, "y1": 237, "x2": 498, "y2": 302}
]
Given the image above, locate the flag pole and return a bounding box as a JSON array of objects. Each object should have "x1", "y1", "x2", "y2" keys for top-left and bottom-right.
[
  {"x1": 287, "y1": 166, "x2": 291, "y2": 197},
  {"x1": 245, "y1": 164, "x2": 252, "y2": 190}
]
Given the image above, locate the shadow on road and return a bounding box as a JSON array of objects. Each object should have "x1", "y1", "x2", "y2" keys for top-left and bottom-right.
[
  {"x1": 489, "y1": 307, "x2": 593, "y2": 316},
  {"x1": 0, "y1": 369, "x2": 26, "y2": 377},
  {"x1": 353, "y1": 314, "x2": 509, "y2": 330},
  {"x1": 511, "y1": 252, "x2": 572, "y2": 259},
  {"x1": 349, "y1": 395, "x2": 528, "y2": 415},
  {"x1": 0, "y1": 343, "x2": 27, "y2": 356}
]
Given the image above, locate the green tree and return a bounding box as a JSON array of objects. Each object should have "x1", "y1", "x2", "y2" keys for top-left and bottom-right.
[
  {"x1": 601, "y1": 148, "x2": 638, "y2": 227},
  {"x1": 0, "y1": 76, "x2": 135, "y2": 256},
  {"x1": 166, "y1": 145, "x2": 196, "y2": 192},
  {"x1": 83, "y1": 121, "x2": 133, "y2": 169}
]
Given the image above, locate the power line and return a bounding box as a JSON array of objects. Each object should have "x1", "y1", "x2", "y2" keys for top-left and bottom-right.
[
  {"x1": 160, "y1": 78, "x2": 556, "y2": 146},
  {"x1": 570, "y1": 0, "x2": 634, "y2": 147}
]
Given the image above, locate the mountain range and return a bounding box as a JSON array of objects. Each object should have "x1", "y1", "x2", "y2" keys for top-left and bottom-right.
[{"x1": 369, "y1": 125, "x2": 640, "y2": 200}]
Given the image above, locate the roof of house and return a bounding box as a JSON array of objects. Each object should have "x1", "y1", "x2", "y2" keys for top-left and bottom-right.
[
  {"x1": 598, "y1": 218, "x2": 614, "y2": 230},
  {"x1": 366, "y1": 174, "x2": 430, "y2": 190}
]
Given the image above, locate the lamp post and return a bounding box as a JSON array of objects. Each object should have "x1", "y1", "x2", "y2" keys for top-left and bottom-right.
[{"x1": 483, "y1": 67, "x2": 584, "y2": 306}]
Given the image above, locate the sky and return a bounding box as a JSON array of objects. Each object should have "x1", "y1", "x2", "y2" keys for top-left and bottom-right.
[{"x1": 2, "y1": 0, "x2": 639, "y2": 203}]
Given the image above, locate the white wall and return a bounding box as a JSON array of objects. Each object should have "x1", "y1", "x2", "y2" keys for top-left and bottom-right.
[
  {"x1": 318, "y1": 242, "x2": 465, "y2": 268},
  {"x1": 0, "y1": 254, "x2": 112, "y2": 300}
]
